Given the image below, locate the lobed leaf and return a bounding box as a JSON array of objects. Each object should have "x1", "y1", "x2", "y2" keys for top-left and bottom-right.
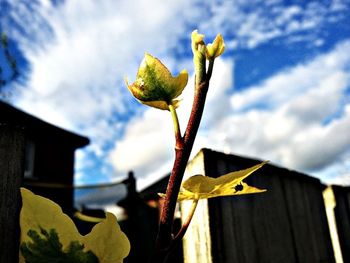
[{"x1": 160, "y1": 162, "x2": 267, "y2": 201}]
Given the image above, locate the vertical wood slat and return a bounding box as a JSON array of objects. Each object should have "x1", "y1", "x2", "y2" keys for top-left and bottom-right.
[
  {"x1": 0, "y1": 124, "x2": 25, "y2": 263},
  {"x1": 332, "y1": 186, "x2": 350, "y2": 262},
  {"x1": 281, "y1": 172, "x2": 334, "y2": 262}
]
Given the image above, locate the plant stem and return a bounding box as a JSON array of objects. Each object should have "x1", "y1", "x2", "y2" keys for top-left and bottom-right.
[
  {"x1": 154, "y1": 45, "x2": 211, "y2": 262},
  {"x1": 159, "y1": 199, "x2": 199, "y2": 263}
]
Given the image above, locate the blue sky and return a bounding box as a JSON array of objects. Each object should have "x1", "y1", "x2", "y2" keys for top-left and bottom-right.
[{"x1": 1, "y1": 0, "x2": 350, "y2": 190}]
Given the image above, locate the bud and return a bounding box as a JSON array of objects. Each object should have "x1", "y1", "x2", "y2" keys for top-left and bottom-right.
[
  {"x1": 125, "y1": 53, "x2": 188, "y2": 110},
  {"x1": 191, "y1": 30, "x2": 205, "y2": 55},
  {"x1": 206, "y1": 33, "x2": 225, "y2": 60}
]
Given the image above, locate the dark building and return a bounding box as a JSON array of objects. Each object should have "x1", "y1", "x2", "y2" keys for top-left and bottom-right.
[{"x1": 0, "y1": 101, "x2": 89, "y2": 214}]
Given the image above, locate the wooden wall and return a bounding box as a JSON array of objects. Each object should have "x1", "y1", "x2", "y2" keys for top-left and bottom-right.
[{"x1": 182, "y1": 148, "x2": 335, "y2": 263}]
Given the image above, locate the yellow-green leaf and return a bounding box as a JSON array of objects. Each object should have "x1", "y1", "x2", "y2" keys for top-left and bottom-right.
[
  {"x1": 176, "y1": 162, "x2": 267, "y2": 201},
  {"x1": 19, "y1": 188, "x2": 130, "y2": 263},
  {"x1": 125, "y1": 53, "x2": 188, "y2": 110},
  {"x1": 206, "y1": 34, "x2": 225, "y2": 59}
]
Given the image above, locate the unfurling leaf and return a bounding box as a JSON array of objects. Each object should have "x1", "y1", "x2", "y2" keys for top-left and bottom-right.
[
  {"x1": 206, "y1": 34, "x2": 225, "y2": 60},
  {"x1": 20, "y1": 188, "x2": 130, "y2": 263},
  {"x1": 160, "y1": 162, "x2": 267, "y2": 201},
  {"x1": 125, "y1": 53, "x2": 188, "y2": 110}
]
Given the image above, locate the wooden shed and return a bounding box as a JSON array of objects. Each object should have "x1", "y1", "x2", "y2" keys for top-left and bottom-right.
[
  {"x1": 181, "y1": 148, "x2": 335, "y2": 263},
  {"x1": 0, "y1": 101, "x2": 89, "y2": 214}
]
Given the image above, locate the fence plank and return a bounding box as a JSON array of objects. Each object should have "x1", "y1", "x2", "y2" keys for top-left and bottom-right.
[
  {"x1": 332, "y1": 186, "x2": 350, "y2": 262},
  {"x1": 0, "y1": 124, "x2": 25, "y2": 263},
  {"x1": 281, "y1": 172, "x2": 334, "y2": 262}
]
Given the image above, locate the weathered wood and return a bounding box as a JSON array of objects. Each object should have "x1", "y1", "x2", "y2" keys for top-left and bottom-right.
[
  {"x1": 207, "y1": 155, "x2": 297, "y2": 263},
  {"x1": 281, "y1": 171, "x2": 334, "y2": 262},
  {"x1": 332, "y1": 185, "x2": 350, "y2": 262},
  {"x1": 0, "y1": 124, "x2": 25, "y2": 263}
]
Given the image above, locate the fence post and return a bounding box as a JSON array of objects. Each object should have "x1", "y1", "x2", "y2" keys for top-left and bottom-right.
[{"x1": 0, "y1": 124, "x2": 25, "y2": 263}]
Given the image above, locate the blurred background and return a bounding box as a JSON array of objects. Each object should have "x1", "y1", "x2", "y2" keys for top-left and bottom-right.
[{"x1": 1, "y1": 0, "x2": 350, "y2": 211}]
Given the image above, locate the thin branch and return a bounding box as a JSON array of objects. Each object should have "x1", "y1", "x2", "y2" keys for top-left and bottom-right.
[
  {"x1": 159, "y1": 199, "x2": 199, "y2": 263},
  {"x1": 169, "y1": 104, "x2": 184, "y2": 150},
  {"x1": 173, "y1": 199, "x2": 198, "y2": 242}
]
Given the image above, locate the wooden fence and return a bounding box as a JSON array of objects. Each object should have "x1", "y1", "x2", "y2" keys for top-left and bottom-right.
[
  {"x1": 181, "y1": 149, "x2": 336, "y2": 263},
  {"x1": 0, "y1": 124, "x2": 25, "y2": 263}
]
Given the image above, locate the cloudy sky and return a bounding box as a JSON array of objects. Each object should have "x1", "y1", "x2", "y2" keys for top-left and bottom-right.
[{"x1": 1, "y1": 0, "x2": 350, "y2": 190}]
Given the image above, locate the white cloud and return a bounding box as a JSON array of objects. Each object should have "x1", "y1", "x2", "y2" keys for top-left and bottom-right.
[
  {"x1": 15, "y1": 0, "x2": 192, "y2": 125},
  {"x1": 230, "y1": 40, "x2": 350, "y2": 111},
  {"x1": 196, "y1": 0, "x2": 348, "y2": 49},
  {"x1": 109, "y1": 110, "x2": 174, "y2": 172}
]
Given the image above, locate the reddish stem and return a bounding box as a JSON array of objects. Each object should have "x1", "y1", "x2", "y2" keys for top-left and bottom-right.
[{"x1": 153, "y1": 74, "x2": 211, "y2": 262}]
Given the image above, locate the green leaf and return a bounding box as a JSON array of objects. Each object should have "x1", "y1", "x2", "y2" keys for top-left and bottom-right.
[{"x1": 125, "y1": 53, "x2": 188, "y2": 110}]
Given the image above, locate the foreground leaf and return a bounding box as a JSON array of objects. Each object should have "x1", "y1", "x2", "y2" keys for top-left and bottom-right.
[{"x1": 20, "y1": 188, "x2": 130, "y2": 263}]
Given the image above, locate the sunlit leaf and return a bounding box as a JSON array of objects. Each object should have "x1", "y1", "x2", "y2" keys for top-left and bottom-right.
[
  {"x1": 84, "y1": 213, "x2": 130, "y2": 263},
  {"x1": 125, "y1": 53, "x2": 188, "y2": 110},
  {"x1": 20, "y1": 188, "x2": 130, "y2": 263},
  {"x1": 161, "y1": 162, "x2": 267, "y2": 201}
]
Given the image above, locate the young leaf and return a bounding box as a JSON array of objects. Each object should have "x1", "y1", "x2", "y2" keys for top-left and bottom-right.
[
  {"x1": 206, "y1": 34, "x2": 225, "y2": 60},
  {"x1": 125, "y1": 53, "x2": 188, "y2": 110}
]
